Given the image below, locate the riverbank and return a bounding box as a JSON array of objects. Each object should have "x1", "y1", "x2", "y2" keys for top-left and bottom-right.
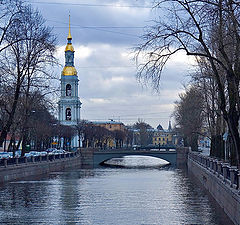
[
  {"x1": 188, "y1": 151, "x2": 240, "y2": 225},
  {"x1": 0, "y1": 151, "x2": 81, "y2": 184}
]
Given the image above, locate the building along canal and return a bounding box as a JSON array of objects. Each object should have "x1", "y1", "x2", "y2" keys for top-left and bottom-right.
[{"x1": 0, "y1": 156, "x2": 233, "y2": 225}]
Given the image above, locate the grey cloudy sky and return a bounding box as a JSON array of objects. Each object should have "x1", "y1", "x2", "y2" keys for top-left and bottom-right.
[{"x1": 30, "y1": 0, "x2": 192, "y2": 129}]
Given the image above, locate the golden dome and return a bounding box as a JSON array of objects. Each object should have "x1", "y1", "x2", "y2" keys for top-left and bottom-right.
[
  {"x1": 65, "y1": 43, "x2": 74, "y2": 52},
  {"x1": 62, "y1": 66, "x2": 77, "y2": 76}
]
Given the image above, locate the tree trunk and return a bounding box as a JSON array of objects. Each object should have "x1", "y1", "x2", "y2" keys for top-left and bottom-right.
[
  {"x1": 227, "y1": 115, "x2": 240, "y2": 167},
  {"x1": 7, "y1": 137, "x2": 14, "y2": 152},
  {"x1": 190, "y1": 134, "x2": 198, "y2": 151},
  {"x1": 210, "y1": 135, "x2": 224, "y2": 159},
  {"x1": 21, "y1": 128, "x2": 29, "y2": 157},
  {"x1": 0, "y1": 78, "x2": 21, "y2": 147}
]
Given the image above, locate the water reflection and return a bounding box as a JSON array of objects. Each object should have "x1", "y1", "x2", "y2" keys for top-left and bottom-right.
[
  {"x1": 103, "y1": 155, "x2": 170, "y2": 168},
  {"x1": 0, "y1": 162, "x2": 233, "y2": 224}
]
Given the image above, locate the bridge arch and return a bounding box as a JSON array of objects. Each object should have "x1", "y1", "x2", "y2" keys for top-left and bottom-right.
[
  {"x1": 80, "y1": 147, "x2": 189, "y2": 168},
  {"x1": 93, "y1": 150, "x2": 177, "y2": 166}
]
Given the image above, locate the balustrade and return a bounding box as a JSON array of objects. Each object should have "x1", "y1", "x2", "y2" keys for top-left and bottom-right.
[
  {"x1": 0, "y1": 151, "x2": 80, "y2": 168},
  {"x1": 189, "y1": 152, "x2": 240, "y2": 191},
  {"x1": 229, "y1": 166, "x2": 238, "y2": 189}
]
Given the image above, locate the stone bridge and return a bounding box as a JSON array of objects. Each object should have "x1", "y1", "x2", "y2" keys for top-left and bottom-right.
[{"x1": 80, "y1": 147, "x2": 189, "y2": 167}]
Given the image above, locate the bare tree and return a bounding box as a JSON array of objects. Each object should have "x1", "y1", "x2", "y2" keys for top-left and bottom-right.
[
  {"x1": 0, "y1": 3, "x2": 57, "y2": 150},
  {"x1": 113, "y1": 130, "x2": 126, "y2": 148},
  {"x1": 75, "y1": 119, "x2": 89, "y2": 148},
  {"x1": 23, "y1": 92, "x2": 58, "y2": 151},
  {"x1": 133, "y1": 119, "x2": 153, "y2": 146},
  {"x1": 192, "y1": 58, "x2": 226, "y2": 158},
  {"x1": 125, "y1": 127, "x2": 134, "y2": 147},
  {"x1": 136, "y1": 0, "x2": 240, "y2": 167},
  {"x1": 0, "y1": 0, "x2": 24, "y2": 53},
  {"x1": 173, "y1": 85, "x2": 204, "y2": 151},
  {"x1": 94, "y1": 126, "x2": 113, "y2": 148}
]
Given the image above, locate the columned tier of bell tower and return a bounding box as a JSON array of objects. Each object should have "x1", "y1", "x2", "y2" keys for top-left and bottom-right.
[{"x1": 58, "y1": 74, "x2": 81, "y2": 126}]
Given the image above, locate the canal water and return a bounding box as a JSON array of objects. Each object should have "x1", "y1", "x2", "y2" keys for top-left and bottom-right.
[{"x1": 0, "y1": 156, "x2": 233, "y2": 225}]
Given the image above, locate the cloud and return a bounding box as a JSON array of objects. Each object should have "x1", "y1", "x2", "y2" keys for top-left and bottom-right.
[
  {"x1": 32, "y1": 0, "x2": 151, "y2": 45},
  {"x1": 53, "y1": 39, "x2": 189, "y2": 129},
  {"x1": 30, "y1": 0, "x2": 190, "y2": 129}
]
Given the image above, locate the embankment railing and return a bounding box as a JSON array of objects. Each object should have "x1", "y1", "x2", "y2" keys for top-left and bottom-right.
[
  {"x1": 0, "y1": 151, "x2": 79, "y2": 168},
  {"x1": 189, "y1": 152, "x2": 240, "y2": 191}
]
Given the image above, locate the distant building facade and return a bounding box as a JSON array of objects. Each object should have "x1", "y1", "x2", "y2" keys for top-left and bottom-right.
[
  {"x1": 92, "y1": 120, "x2": 125, "y2": 132},
  {"x1": 91, "y1": 120, "x2": 126, "y2": 148},
  {"x1": 152, "y1": 121, "x2": 176, "y2": 146},
  {"x1": 153, "y1": 130, "x2": 173, "y2": 146}
]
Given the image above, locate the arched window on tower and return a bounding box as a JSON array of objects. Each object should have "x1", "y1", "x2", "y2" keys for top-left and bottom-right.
[
  {"x1": 66, "y1": 108, "x2": 71, "y2": 121},
  {"x1": 66, "y1": 84, "x2": 71, "y2": 96}
]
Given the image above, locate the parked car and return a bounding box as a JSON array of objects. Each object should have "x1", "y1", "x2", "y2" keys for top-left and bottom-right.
[
  {"x1": 29, "y1": 151, "x2": 41, "y2": 156},
  {"x1": 133, "y1": 145, "x2": 140, "y2": 150},
  {"x1": 49, "y1": 149, "x2": 65, "y2": 155},
  {"x1": 24, "y1": 153, "x2": 31, "y2": 158},
  {"x1": 39, "y1": 151, "x2": 47, "y2": 156},
  {"x1": 150, "y1": 148, "x2": 160, "y2": 151},
  {"x1": 0, "y1": 152, "x2": 11, "y2": 159},
  {"x1": 46, "y1": 148, "x2": 57, "y2": 153}
]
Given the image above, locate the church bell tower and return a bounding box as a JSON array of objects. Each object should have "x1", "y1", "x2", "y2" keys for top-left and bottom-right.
[{"x1": 58, "y1": 16, "x2": 82, "y2": 148}]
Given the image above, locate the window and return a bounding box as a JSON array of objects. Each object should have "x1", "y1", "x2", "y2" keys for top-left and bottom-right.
[
  {"x1": 66, "y1": 108, "x2": 71, "y2": 121},
  {"x1": 66, "y1": 84, "x2": 71, "y2": 96}
]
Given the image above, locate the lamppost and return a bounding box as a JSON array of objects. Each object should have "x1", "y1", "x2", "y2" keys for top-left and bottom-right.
[{"x1": 223, "y1": 131, "x2": 228, "y2": 161}]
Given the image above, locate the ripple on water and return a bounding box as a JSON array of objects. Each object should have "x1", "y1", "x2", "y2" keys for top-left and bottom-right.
[{"x1": 0, "y1": 157, "x2": 234, "y2": 225}]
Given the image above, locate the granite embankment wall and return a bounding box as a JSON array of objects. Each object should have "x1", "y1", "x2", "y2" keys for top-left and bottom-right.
[
  {"x1": 0, "y1": 151, "x2": 81, "y2": 184},
  {"x1": 80, "y1": 148, "x2": 94, "y2": 168},
  {"x1": 176, "y1": 147, "x2": 189, "y2": 166},
  {"x1": 188, "y1": 152, "x2": 240, "y2": 225}
]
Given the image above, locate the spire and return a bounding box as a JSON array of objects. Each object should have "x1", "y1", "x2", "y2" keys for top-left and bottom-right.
[
  {"x1": 62, "y1": 14, "x2": 76, "y2": 76},
  {"x1": 67, "y1": 14, "x2": 72, "y2": 40},
  {"x1": 65, "y1": 14, "x2": 74, "y2": 52},
  {"x1": 168, "y1": 121, "x2": 172, "y2": 131}
]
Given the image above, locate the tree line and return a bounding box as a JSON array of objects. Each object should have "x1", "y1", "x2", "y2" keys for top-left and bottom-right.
[
  {"x1": 75, "y1": 119, "x2": 154, "y2": 149},
  {"x1": 136, "y1": 0, "x2": 240, "y2": 167}
]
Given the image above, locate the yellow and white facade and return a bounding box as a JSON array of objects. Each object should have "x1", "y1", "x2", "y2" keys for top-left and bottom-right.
[{"x1": 152, "y1": 130, "x2": 173, "y2": 146}]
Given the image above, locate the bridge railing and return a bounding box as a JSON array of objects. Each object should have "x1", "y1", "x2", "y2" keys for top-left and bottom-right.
[
  {"x1": 189, "y1": 152, "x2": 240, "y2": 190},
  {"x1": 93, "y1": 147, "x2": 176, "y2": 153},
  {"x1": 0, "y1": 151, "x2": 79, "y2": 168}
]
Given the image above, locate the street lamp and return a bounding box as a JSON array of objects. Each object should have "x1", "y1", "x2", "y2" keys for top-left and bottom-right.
[{"x1": 223, "y1": 132, "x2": 228, "y2": 161}]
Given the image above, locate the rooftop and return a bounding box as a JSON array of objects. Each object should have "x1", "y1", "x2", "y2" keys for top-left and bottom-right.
[{"x1": 91, "y1": 120, "x2": 124, "y2": 125}]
